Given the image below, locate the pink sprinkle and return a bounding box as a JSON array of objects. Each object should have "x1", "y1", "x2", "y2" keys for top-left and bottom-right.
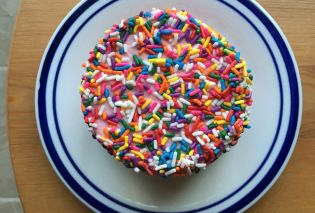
[
  {"x1": 224, "y1": 94, "x2": 232, "y2": 102},
  {"x1": 101, "y1": 83, "x2": 106, "y2": 95},
  {"x1": 117, "y1": 109, "x2": 122, "y2": 119},
  {"x1": 115, "y1": 62, "x2": 129, "y2": 66},
  {"x1": 154, "y1": 11, "x2": 164, "y2": 20},
  {"x1": 83, "y1": 82, "x2": 90, "y2": 89},
  {"x1": 149, "y1": 102, "x2": 157, "y2": 113},
  {"x1": 190, "y1": 89, "x2": 201, "y2": 96},
  {"x1": 192, "y1": 110, "x2": 202, "y2": 116},
  {"x1": 112, "y1": 83, "x2": 123, "y2": 91},
  {"x1": 147, "y1": 88, "x2": 153, "y2": 94},
  {"x1": 130, "y1": 145, "x2": 141, "y2": 151},
  {"x1": 147, "y1": 45, "x2": 163, "y2": 49},
  {"x1": 200, "y1": 126, "x2": 207, "y2": 132}
]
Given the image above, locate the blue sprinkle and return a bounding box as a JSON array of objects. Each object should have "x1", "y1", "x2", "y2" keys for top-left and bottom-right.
[
  {"x1": 235, "y1": 52, "x2": 241, "y2": 62},
  {"x1": 175, "y1": 109, "x2": 185, "y2": 119},
  {"x1": 197, "y1": 144, "x2": 202, "y2": 155},
  {"x1": 177, "y1": 21, "x2": 185, "y2": 29},
  {"x1": 189, "y1": 17, "x2": 200, "y2": 27},
  {"x1": 153, "y1": 36, "x2": 161, "y2": 45},
  {"x1": 119, "y1": 127, "x2": 126, "y2": 137},
  {"x1": 93, "y1": 59, "x2": 99, "y2": 66},
  {"x1": 158, "y1": 13, "x2": 166, "y2": 21},
  {"x1": 220, "y1": 79, "x2": 226, "y2": 91},
  {"x1": 214, "y1": 148, "x2": 220, "y2": 155},
  {"x1": 200, "y1": 81, "x2": 205, "y2": 89},
  {"x1": 152, "y1": 48, "x2": 164, "y2": 52},
  {"x1": 119, "y1": 48, "x2": 124, "y2": 54},
  {"x1": 144, "y1": 12, "x2": 151, "y2": 18},
  {"x1": 148, "y1": 54, "x2": 158, "y2": 59},
  {"x1": 160, "y1": 29, "x2": 172, "y2": 35},
  {"x1": 170, "y1": 143, "x2": 177, "y2": 152},
  {"x1": 230, "y1": 115, "x2": 236, "y2": 125},
  {"x1": 167, "y1": 162, "x2": 172, "y2": 169},
  {"x1": 244, "y1": 125, "x2": 251, "y2": 129},
  {"x1": 83, "y1": 111, "x2": 88, "y2": 116},
  {"x1": 232, "y1": 105, "x2": 240, "y2": 111},
  {"x1": 104, "y1": 89, "x2": 110, "y2": 98},
  {"x1": 114, "y1": 65, "x2": 130, "y2": 71}
]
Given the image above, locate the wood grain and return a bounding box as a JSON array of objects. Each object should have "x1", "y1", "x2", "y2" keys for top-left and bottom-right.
[{"x1": 7, "y1": 0, "x2": 315, "y2": 212}]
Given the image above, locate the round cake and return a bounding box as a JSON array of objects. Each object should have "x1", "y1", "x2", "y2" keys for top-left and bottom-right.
[{"x1": 80, "y1": 8, "x2": 253, "y2": 177}]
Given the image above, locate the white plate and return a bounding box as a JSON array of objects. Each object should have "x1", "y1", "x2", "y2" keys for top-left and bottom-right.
[{"x1": 35, "y1": 0, "x2": 302, "y2": 212}]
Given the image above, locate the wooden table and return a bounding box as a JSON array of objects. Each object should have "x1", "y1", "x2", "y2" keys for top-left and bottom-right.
[{"x1": 8, "y1": 0, "x2": 315, "y2": 212}]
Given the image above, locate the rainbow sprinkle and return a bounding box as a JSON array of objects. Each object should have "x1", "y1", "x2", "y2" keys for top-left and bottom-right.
[{"x1": 80, "y1": 8, "x2": 253, "y2": 177}]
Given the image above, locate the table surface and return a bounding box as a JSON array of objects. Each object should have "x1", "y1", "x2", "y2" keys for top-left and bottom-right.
[{"x1": 8, "y1": 0, "x2": 315, "y2": 212}]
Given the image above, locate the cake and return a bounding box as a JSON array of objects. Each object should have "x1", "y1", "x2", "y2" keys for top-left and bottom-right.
[{"x1": 80, "y1": 8, "x2": 253, "y2": 177}]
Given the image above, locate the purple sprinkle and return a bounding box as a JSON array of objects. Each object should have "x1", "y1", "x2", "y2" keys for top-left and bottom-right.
[
  {"x1": 107, "y1": 113, "x2": 116, "y2": 119},
  {"x1": 205, "y1": 129, "x2": 212, "y2": 134},
  {"x1": 122, "y1": 33, "x2": 129, "y2": 43},
  {"x1": 111, "y1": 117, "x2": 120, "y2": 123},
  {"x1": 172, "y1": 82, "x2": 181, "y2": 89},
  {"x1": 144, "y1": 137, "x2": 154, "y2": 142},
  {"x1": 211, "y1": 106, "x2": 221, "y2": 112},
  {"x1": 227, "y1": 125, "x2": 233, "y2": 133},
  {"x1": 143, "y1": 84, "x2": 150, "y2": 90},
  {"x1": 111, "y1": 57, "x2": 115, "y2": 69},
  {"x1": 173, "y1": 19, "x2": 180, "y2": 28},
  {"x1": 169, "y1": 126, "x2": 179, "y2": 132},
  {"x1": 142, "y1": 107, "x2": 150, "y2": 114},
  {"x1": 135, "y1": 91, "x2": 144, "y2": 96},
  {"x1": 178, "y1": 119, "x2": 187, "y2": 123},
  {"x1": 191, "y1": 34, "x2": 201, "y2": 44},
  {"x1": 170, "y1": 93, "x2": 181, "y2": 97},
  {"x1": 119, "y1": 86, "x2": 127, "y2": 96},
  {"x1": 178, "y1": 33, "x2": 186, "y2": 42},
  {"x1": 115, "y1": 142, "x2": 124, "y2": 146}
]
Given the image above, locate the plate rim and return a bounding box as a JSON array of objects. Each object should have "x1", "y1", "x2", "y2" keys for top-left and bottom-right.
[{"x1": 35, "y1": 0, "x2": 302, "y2": 212}]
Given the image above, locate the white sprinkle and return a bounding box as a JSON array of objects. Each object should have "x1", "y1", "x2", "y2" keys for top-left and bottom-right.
[
  {"x1": 176, "y1": 13, "x2": 187, "y2": 22},
  {"x1": 113, "y1": 106, "x2": 117, "y2": 113},
  {"x1": 137, "y1": 107, "x2": 141, "y2": 115},
  {"x1": 162, "y1": 117, "x2": 171, "y2": 121},
  {"x1": 165, "y1": 168, "x2": 177, "y2": 176},
  {"x1": 188, "y1": 82, "x2": 192, "y2": 89},
  {"x1": 172, "y1": 137, "x2": 183, "y2": 142},
  {"x1": 146, "y1": 78, "x2": 155, "y2": 84},
  {"x1": 155, "y1": 164, "x2": 167, "y2": 171},
  {"x1": 212, "y1": 129, "x2": 219, "y2": 137},
  {"x1": 153, "y1": 91, "x2": 163, "y2": 100},
  {"x1": 106, "y1": 57, "x2": 112, "y2": 66},
  {"x1": 166, "y1": 101, "x2": 170, "y2": 111},
  {"x1": 197, "y1": 62, "x2": 206, "y2": 69},
  {"x1": 169, "y1": 100, "x2": 174, "y2": 107},
  {"x1": 153, "y1": 140, "x2": 158, "y2": 149},
  {"x1": 192, "y1": 131, "x2": 204, "y2": 137},
  {"x1": 196, "y1": 136, "x2": 205, "y2": 145},
  {"x1": 186, "y1": 167, "x2": 192, "y2": 176},
  {"x1": 171, "y1": 152, "x2": 177, "y2": 168},
  {"x1": 134, "y1": 167, "x2": 140, "y2": 173},
  {"x1": 132, "y1": 95, "x2": 139, "y2": 104},
  {"x1": 177, "y1": 100, "x2": 183, "y2": 108},
  {"x1": 203, "y1": 134, "x2": 211, "y2": 143},
  {"x1": 152, "y1": 103, "x2": 161, "y2": 114},
  {"x1": 138, "y1": 116, "x2": 142, "y2": 130},
  {"x1": 143, "y1": 123, "x2": 154, "y2": 133},
  {"x1": 89, "y1": 123, "x2": 98, "y2": 128},
  {"x1": 212, "y1": 99, "x2": 218, "y2": 106},
  {"x1": 174, "y1": 64, "x2": 179, "y2": 72},
  {"x1": 177, "y1": 123, "x2": 184, "y2": 128},
  {"x1": 127, "y1": 106, "x2": 136, "y2": 123},
  {"x1": 179, "y1": 97, "x2": 191, "y2": 105},
  {"x1": 206, "y1": 119, "x2": 214, "y2": 126},
  {"x1": 98, "y1": 104, "x2": 105, "y2": 116},
  {"x1": 96, "y1": 73, "x2": 107, "y2": 84},
  {"x1": 184, "y1": 114, "x2": 193, "y2": 119},
  {"x1": 139, "y1": 32, "x2": 144, "y2": 41},
  {"x1": 164, "y1": 112, "x2": 171, "y2": 117},
  {"x1": 108, "y1": 97, "x2": 114, "y2": 108},
  {"x1": 216, "y1": 99, "x2": 224, "y2": 106},
  {"x1": 196, "y1": 163, "x2": 207, "y2": 168}
]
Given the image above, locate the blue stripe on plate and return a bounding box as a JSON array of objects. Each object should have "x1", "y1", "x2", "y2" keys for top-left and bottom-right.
[{"x1": 37, "y1": 0, "x2": 300, "y2": 212}]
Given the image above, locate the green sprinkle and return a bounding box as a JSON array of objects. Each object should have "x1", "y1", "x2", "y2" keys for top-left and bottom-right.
[
  {"x1": 145, "y1": 113, "x2": 153, "y2": 120},
  {"x1": 126, "y1": 84, "x2": 133, "y2": 90},
  {"x1": 165, "y1": 132, "x2": 175, "y2": 138},
  {"x1": 210, "y1": 73, "x2": 221, "y2": 79},
  {"x1": 182, "y1": 104, "x2": 188, "y2": 114},
  {"x1": 121, "y1": 119, "x2": 129, "y2": 129},
  {"x1": 208, "y1": 122, "x2": 218, "y2": 129},
  {"x1": 150, "y1": 124, "x2": 159, "y2": 130},
  {"x1": 120, "y1": 95, "x2": 128, "y2": 99}
]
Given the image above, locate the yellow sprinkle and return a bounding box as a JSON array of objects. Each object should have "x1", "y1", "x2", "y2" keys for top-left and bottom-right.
[
  {"x1": 114, "y1": 129, "x2": 120, "y2": 135},
  {"x1": 169, "y1": 108, "x2": 175, "y2": 113},
  {"x1": 87, "y1": 71, "x2": 93, "y2": 76},
  {"x1": 79, "y1": 87, "x2": 84, "y2": 93},
  {"x1": 203, "y1": 37, "x2": 211, "y2": 48},
  {"x1": 159, "y1": 170, "x2": 165, "y2": 174},
  {"x1": 235, "y1": 100, "x2": 245, "y2": 105},
  {"x1": 115, "y1": 58, "x2": 121, "y2": 63},
  {"x1": 153, "y1": 114, "x2": 161, "y2": 121},
  {"x1": 241, "y1": 104, "x2": 247, "y2": 108},
  {"x1": 189, "y1": 150, "x2": 194, "y2": 156},
  {"x1": 133, "y1": 134, "x2": 142, "y2": 139},
  {"x1": 243, "y1": 121, "x2": 250, "y2": 126},
  {"x1": 205, "y1": 100, "x2": 212, "y2": 106},
  {"x1": 154, "y1": 73, "x2": 159, "y2": 80},
  {"x1": 201, "y1": 38, "x2": 205, "y2": 44},
  {"x1": 133, "y1": 25, "x2": 139, "y2": 33},
  {"x1": 180, "y1": 153, "x2": 185, "y2": 159},
  {"x1": 246, "y1": 77, "x2": 252, "y2": 85},
  {"x1": 135, "y1": 18, "x2": 140, "y2": 24},
  {"x1": 97, "y1": 86, "x2": 101, "y2": 96},
  {"x1": 181, "y1": 83, "x2": 185, "y2": 95},
  {"x1": 98, "y1": 97, "x2": 106, "y2": 104},
  {"x1": 166, "y1": 89, "x2": 171, "y2": 94},
  {"x1": 168, "y1": 77, "x2": 179, "y2": 83},
  {"x1": 148, "y1": 58, "x2": 166, "y2": 64},
  {"x1": 115, "y1": 156, "x2": 121, "y2": 160},
  {"x1": 148, "y1": 118, "x2": 155, "y2": 125},
  {"x1": 161, "y1": 137, "x2": 168, "y2": 145},
  {"x1": 124, "y1": 136, "x2": 129, "y2": 143},
  {"x1": 141, "y1": 98, "x2": 152, "y2": 110},
  {"x1": 216, "y1": 120, "x2": 226, "y2": 125},
  {"x1": 157, "y1": 150, "x2": 162, "y2": 156},
  {"x1": 202, "y1": 89, "x2": 208, "y2": 95},
  {"x1": 133, "y1": 138, "x2": 143, "y2": 143},
  {"x1": 182, "y1": 23, "x2": 189, "y2": 32},
  {"x1": 188, "y1": 48, "x2": 200, "y2": 55},
  {"x1": 224, "y1": 102, "x2": 232, "y2": 107},
  {"x1": 131, "y1": 150, "x2": 145, "y2": 160},
  {"x1": 235, "y1": 61, "x2": 246, "y2": 69},
  {"x1": 96, "y1": 52, "x2": 102, "y2": 59},
  {"x1": 177, "y1": 44, "x2": 181, "y2": 56},
  {"x1": 243, "y1": 64, "x2": 248, "y2": 77},
  {"x1": 90, "y1": 79, "x2": 96, "y2": 83},
  {"x1": 163, "y1": 93, "x2": 172, "y2": 100},
  {"x1": 117, "y1": 144, "x2": 128, "y2": 152},
  {"x1": 127, "y1": 72, "x2": 134, "y2": 80},
  {"x1": 135, "y1": 126, "x2": 140, "y2": 132},
  {"x1": 139, "y1": 17, "x2": 145, "y2": 26}
]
